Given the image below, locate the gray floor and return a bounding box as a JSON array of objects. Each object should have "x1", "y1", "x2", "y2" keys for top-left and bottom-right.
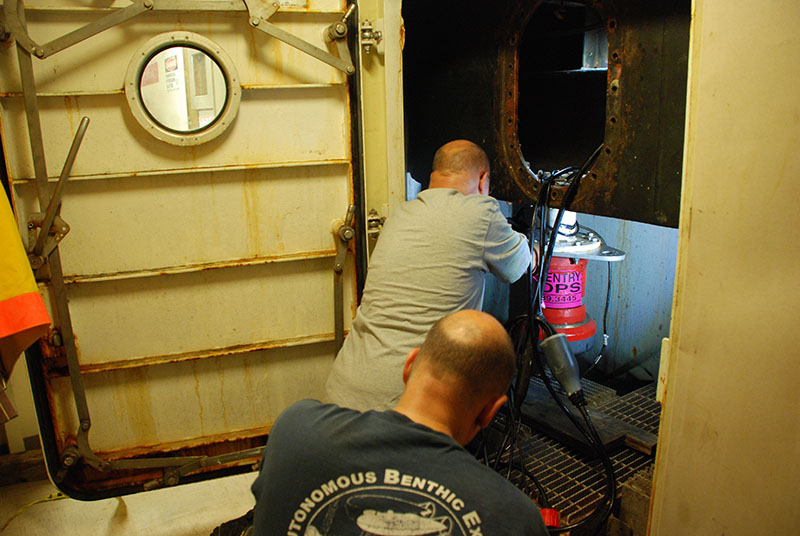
[{"x1": 0, "y1": 472, "x2": 255, "y2": 535}]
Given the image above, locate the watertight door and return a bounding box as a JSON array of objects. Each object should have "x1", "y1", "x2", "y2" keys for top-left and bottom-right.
[{"x1": 0, "y1": 0, "x2": 402, "y2": 499}]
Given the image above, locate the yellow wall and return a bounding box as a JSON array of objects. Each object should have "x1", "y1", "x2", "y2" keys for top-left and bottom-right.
[{"x1": 650, "y1": 0, "x2": 800, "y2": 533}]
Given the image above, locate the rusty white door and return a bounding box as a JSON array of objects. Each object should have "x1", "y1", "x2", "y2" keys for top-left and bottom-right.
[{"x1": 0, "y1": 0, "x2": 399, "y2": 499}]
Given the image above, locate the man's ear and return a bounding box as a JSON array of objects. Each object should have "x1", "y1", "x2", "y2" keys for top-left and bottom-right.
[
  {"x1": 476, "y1": 394, "x2": 507, "y2": 429},
  {"x1": 478, "y1": 171, "x2": 490, "y2": 195},
  {"x1": 402, "y1": 348, "x2": 420, "y2": 384}
]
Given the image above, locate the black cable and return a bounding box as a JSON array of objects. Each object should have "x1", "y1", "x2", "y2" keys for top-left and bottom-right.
[
  {"x1": 479, "y1": 428, "x2": 490, "y2": 465},
  {"x1": 584, "y1": 261, "x2": 612, "y2": 377},
  {"x1": 505, "y1": 416, "x2": 521, "y2": 479},
  {"x1": 495, "y1": 458, "x2": 551, "y2": 509},
  {"x1": 577, "y1": 404, "x2": 618, "y2": 536},
  {"x1": 511, "y1": 318, "x2": 531, "y2": 416},
  {"x1": 492, "y1": 400, "x2": 516, "y2": 472},
  {"x1": 495, "y1": 147, "x2": 610, "y2": 532},
  {"x1": 533, "y1": 363, "x2": 616, "y2": 534},
  {"x1": 510, "y1": 176, "x2": 554, "y2": 416},
  {"x1": 540, "y1": 400, "x2": 616, "y2": 533},
  {"x1": 507, "y1": 154, "x2": 591, "y2": 426},
  {"x1": 534, "y1": 183, "x2": 551, "y2": 312},
  {"x1": 539, "y1": 144, "x2": 604, "y2": 303}
]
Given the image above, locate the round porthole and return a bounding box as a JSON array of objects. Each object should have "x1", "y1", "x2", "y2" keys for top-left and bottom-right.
[{"x1": 125, "y1": 32, "x2": 241, "y2": 146}]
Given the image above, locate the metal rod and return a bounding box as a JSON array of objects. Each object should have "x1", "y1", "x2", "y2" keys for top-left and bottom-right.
[
  {"x1": 333, "y1": 205, "x2": 355, "y2": 351},
  {"x1": 39, "y1": 1, "x2": 150, "y2": 58},
  {"x1": 78, "y1": 331, "x2": 338, "y2": 375},
  {"x1": 254, "y1": 19, "x2": 354, "y2": 74},
  {"x1": 14, "y1": 16, "x2": 48, "y2": 203},
  {"x1": 12, "y1": 157, "x2": 351, "y2": 184},
  {"x1": 13, "y1": 2, "x2": 342, "y2": 14},
  {"x1": 33, "y1": 116, "x2": 89, "y2": 258},
  {"x1": 63, "y1": 249, "x2": 336, "y2": 285},
  {"x1": 334, "y1": 270, "x2": 344, "y2": 350},
  {"x1": 16, "y1": 19, "x2": 94, "y2": 454},
  {"x1": 0, "y1": 82, "x2": 342, "y2": 98}
]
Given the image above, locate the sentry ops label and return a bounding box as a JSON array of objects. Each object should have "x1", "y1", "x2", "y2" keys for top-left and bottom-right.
[{"x1": 543, "y1": 270, "x2": 583, "y2": 308}]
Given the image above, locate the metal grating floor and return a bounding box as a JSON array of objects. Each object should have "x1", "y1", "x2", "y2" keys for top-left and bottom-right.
[
  {"x1": 593, "y1": 382, "x2": 661, "y2": 435},
  {"x1": 497, "y1": 382, "x2": 661, "y2": 527},
  {"x1": 528, "y1": 374, "x2": 619, "y2": 408}
]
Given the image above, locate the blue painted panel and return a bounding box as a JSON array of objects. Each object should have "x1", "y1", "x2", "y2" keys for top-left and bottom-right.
[{"x1": 575, "y1": 213, "x2": 678, "y2": 379}]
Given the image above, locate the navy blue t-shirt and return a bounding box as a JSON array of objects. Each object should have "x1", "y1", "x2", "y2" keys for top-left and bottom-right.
[{"x1": 251, "y1": 399, "x2": 548, "y2": 535}]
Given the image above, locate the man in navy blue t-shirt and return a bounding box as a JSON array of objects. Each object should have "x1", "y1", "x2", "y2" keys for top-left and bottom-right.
[{"x1": 251, "y1": 309, "x2": 548, "y2": 536}]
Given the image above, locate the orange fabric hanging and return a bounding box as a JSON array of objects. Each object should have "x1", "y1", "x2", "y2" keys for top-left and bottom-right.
[{"x1": 1, "y1": 194, "x2": 51, "y2": 381}]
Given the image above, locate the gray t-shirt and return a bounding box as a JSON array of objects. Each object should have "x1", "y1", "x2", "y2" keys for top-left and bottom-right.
[
  {"x1": 325, "y1": 188, "x2": 531, "y2": 411},
  {"x1": 251, "y1": 400, "x2": 549, "y2": 536}
]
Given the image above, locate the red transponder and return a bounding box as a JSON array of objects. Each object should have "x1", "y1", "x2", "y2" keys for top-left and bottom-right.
[{"x1": 540, "y1": 257, "x2": 597, "y2": 345}]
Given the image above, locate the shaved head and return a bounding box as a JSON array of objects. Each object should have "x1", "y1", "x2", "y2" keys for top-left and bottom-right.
[
  {"x1": 432, "y1": 140, "x2": 490, "y2": 177},
  {"x1": 411, "y1": 310, "x2": 515, "y2": 403}
]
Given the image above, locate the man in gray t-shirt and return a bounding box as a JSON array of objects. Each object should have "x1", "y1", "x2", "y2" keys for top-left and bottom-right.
[{"x1": 325, "y1": 140, "x2": 533, "y2": 411}]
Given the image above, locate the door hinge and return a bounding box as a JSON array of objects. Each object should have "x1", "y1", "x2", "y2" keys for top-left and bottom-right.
[
  {"x1": 367, "y1": 208, "x2": 385, "y2": 242},
  {"x1": 360, "y1": 18, "x2": 384, "y2": 55}
]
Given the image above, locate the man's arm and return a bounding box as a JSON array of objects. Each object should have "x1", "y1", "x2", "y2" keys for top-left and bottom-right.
[{"x1": 483, "y1": 204, "x2": 535, "y2": 283}]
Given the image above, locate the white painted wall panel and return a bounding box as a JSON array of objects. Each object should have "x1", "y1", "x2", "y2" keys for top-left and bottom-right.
[
  {"x1": 66, "y1": 257, "x2": 352, "y2": 366},
  {"x1": 49, "y1": 343, "x2": 336, "y2": 452},
  {"x1": 1, "y1": 87, "x2": 349, "y2": 180},
  {"x1": 14, "y1": 0, "x2": 343, "y2": 12},
  {"x1": 13, "y1": 164, "x2": 350, "y2": 277},
  {"x1": 0, "y1": 11, "x2": 347, "y2": 93},
  {"x1": 0, "y1": 0, "x2": 362, "y2": 480}
]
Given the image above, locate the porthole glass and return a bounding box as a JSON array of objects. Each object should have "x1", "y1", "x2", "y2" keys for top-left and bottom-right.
[
  {"x1": 139, "y1": 46, "x2": 227, "y2": 133},
  {"x1": 125, "y1": 32, "x2": 241, "y2": 146}
]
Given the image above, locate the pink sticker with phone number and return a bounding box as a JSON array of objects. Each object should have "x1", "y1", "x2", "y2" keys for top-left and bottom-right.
[{"x1": 542, "y1": 270, "x2": 583, "y2": 309}]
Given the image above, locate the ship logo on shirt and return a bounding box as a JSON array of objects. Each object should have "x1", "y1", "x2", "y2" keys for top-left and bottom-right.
[
  {"x1": 355, "y1": 502, "x2": 452, "y2": 535},
  {"x1": 287, "y1": 470, "x2": 489, "y2": 536},
  {"x1": 302, "y1": 492, "x2": 462, "y2": 536}
]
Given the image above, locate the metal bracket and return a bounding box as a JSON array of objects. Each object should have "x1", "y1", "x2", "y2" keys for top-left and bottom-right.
[
  {"x1": 366, "y1": 208, "x2": 385, "y2": 243},
  {"x1": 244, "y1": 0, "x2": 279, "y2": 25},
  {"x1": 244, "y1": 1, "x2": 356, "y2": 75},
  {"x1": 26, "y1": 214, "x2": 69, "y2": 270},
  {"x1": 141, "y1": 446, "x2": 266, "y2": 490},
  {"x1": 26, "y1": 116, "x2": 89, "y2": 270},
  {"x1": 3, "y1": 0, "x2": 152, "y2": 59},
  {"x1": 360, "y1": 19, "x2": 384, "y2": 55},
  {"x1": 550, "y1": 225, "x2": 626, "y2": 262},
  {"x1": 53, "y1": 426, "x2": 110, "y2": 483},
  {"x1": 56, "y1": 440, "x2": 266, "y2": 488},
  {"x1": 334, "y1": 205, "x2": 355, "y2": 351}
]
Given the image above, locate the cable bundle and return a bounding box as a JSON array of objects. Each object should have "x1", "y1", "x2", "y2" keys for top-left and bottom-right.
[{"x1": 483, "y1": 144, "x2": 617, "y2": 535}]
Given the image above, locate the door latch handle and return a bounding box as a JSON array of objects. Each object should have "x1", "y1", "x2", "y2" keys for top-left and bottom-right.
[
  {"x1": 333, "y1": 204, "x2": 355, "y2": 350},
  {"x1": 334, "y1": 204, "x2": 355, "y2": 274}
]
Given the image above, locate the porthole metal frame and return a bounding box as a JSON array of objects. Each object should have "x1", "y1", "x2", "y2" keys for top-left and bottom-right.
[{"x1": 124, "y1": 31, "x2": 241, "y2": 146}]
